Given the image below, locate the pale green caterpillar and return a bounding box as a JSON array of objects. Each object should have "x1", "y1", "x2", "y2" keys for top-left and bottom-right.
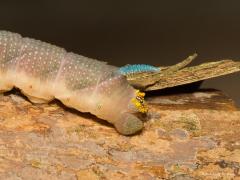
[{"x1": 0, "y1": 31, "x2": 149, "y2": 135}]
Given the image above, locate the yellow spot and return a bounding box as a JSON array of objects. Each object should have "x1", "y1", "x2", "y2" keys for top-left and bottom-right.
[
  {"x1": 136, "y1": 90, "x2": 145, "y2": 98},
  {"x1": 131, "y1": 90, "x2": 148, "y2": 113},
  {"x1": 31, "y1": 160, "x2": 42, "y2": 168}
]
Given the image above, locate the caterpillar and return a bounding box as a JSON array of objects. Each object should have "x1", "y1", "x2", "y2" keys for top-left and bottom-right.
[{"x1": 0, "y1": 31, "x2": 152, "y2": 135}]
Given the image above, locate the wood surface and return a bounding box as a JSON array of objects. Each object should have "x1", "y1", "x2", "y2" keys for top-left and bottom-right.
[{"x1": 0, "y1": 89, "x2": 239, "y2": 179}]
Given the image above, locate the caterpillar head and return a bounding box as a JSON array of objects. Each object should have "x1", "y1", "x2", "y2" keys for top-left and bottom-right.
[
  {"x1": 114, "y1": 90, "x2": 147, "y2": 135},
  {"x1": 114, "y1": 112, "x2": 143, "y2": 135}
]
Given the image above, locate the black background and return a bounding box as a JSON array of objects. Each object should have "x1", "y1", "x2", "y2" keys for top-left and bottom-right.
[{"x1": 0, "y1": 0, "x2": 239, "y2": 106}]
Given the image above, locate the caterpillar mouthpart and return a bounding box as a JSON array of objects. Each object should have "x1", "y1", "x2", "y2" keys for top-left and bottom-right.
[{"x1": 131, "y1": 90, "x2": 148, "y2": 113}]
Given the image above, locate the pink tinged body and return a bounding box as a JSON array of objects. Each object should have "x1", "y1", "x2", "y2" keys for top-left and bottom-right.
[{"x1": 0, "y1": 31, "x2": 143, "y2": 135}]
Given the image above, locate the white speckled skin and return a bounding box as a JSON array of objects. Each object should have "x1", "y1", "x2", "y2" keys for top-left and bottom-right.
[{"x1": 0, "y1": 31, "x2": 143, "y2": 135}]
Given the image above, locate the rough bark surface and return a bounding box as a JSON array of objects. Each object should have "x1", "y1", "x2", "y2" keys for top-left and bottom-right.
[{"x1": 0, "y1": 89, "x2": 239, "y2": 179}]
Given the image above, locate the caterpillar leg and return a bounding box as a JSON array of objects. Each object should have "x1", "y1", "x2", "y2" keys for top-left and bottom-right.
[
  {"x1": 0, "y1": 77, "x2": 14, "y2": 93},
  {"x1": 114, "y1": 112, "x2": 143, "y2": 135},
  {"x1": 25, "y1": 95, "x2": 49, "y2": 104},
  {"x1": 20, "y1": 91, "x2": 50, "y2": 104},
  {"x1": 0, "y1": 85, "x2": 13, "y2": 93}
]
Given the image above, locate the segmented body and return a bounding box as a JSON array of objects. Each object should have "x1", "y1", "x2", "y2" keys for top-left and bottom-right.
[{"x1": 0, "y1": 31, "x2": 146, "y2": 135}]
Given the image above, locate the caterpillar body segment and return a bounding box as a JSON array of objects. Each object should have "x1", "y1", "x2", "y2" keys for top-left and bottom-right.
[{"x1": 0, "y1": 31, "x2": 147, "y2": 135}]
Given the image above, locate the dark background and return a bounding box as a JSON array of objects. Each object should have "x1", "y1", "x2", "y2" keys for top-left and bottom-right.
[{"x1": 0, "y1": 0, "x2": 239, "y2": 106}]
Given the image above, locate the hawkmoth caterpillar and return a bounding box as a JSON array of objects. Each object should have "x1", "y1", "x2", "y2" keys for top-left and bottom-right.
[
  {"x1": 2, "y1": 30, "x2": 239, "y2": 135},
  {"x1": 0, "y1": 31, "x2": 149, "y2": 135}
]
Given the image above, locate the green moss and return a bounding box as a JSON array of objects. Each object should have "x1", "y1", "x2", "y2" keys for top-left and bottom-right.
[
  {"x1": 151, "y1": 115, "x2": 201, "y2": 136},
  {"x1": 179, "y1": 117, "x2": 200, "y2": 131}
]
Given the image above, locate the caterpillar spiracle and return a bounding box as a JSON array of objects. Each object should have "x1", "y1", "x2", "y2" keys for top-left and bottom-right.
[{"x1": 0, "y1": 31, "x2": 152, "y2": 135}]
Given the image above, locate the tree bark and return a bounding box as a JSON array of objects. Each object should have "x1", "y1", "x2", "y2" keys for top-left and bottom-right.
[{"x1": 0, "y1": 89, "x2": 239, "y2": 179}]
